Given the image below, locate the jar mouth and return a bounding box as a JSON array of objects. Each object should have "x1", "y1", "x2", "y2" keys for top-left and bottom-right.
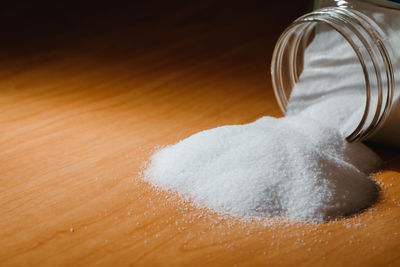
[{"x1": 271, "y1": 7, "x2": 394, "y2": 142}]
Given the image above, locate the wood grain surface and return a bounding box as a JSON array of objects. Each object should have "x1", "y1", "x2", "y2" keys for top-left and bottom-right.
[{"x1": 1, "y1": 1, "x2": 400, "y2": 266}]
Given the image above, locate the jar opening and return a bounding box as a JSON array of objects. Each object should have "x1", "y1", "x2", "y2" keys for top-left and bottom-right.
[{"x1": 271, "y1": 7, "x2": 394, "y2": 142}]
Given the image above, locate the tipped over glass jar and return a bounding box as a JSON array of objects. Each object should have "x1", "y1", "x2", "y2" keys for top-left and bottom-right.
[{"x1": 271, "y1": 0, "x2": 400, "y2": 147}]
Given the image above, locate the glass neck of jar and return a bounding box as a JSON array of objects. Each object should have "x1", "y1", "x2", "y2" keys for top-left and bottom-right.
[{"x1": 271, "y1": 6, "x2": 395, "y2": 142}]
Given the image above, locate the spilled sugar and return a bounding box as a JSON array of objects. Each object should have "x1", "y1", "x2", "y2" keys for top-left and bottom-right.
[
  {"x1": 145, "y1": 115, "x2": 379, "y2": 222},
  {"x1": 143, "y1": 23, "x2": 387, "y2": 223}
]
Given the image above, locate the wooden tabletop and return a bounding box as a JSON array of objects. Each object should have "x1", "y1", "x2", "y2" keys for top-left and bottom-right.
[{"x1": 1, "y1": 1, "x2": 400, "y2": 266}]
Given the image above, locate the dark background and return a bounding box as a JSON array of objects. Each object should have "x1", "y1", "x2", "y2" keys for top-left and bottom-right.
[{"x1": 0, "y1": 1, "x2": 311, "y2": 70}]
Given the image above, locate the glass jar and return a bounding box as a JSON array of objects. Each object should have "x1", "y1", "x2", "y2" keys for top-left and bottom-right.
[{"x1": 271, "y1": 0, "x2": 400, "y2": 146}]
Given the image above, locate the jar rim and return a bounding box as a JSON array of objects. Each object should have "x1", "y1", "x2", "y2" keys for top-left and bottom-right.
[{"x1": 270, "y1": 6, "x2": 394, "y2": 142}]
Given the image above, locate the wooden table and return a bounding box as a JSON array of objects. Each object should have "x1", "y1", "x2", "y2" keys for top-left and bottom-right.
[{"x1": 1, "y1": 2, "x2": 400, "y2": 266}]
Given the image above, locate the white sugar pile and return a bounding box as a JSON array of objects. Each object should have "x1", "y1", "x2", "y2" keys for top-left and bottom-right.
[
  {"x1": 145, "y1": 115, "x2": 379, "y2": 222},
  {"x1": 144, "y1": 26, "x2": 383, "y2": 222}
]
